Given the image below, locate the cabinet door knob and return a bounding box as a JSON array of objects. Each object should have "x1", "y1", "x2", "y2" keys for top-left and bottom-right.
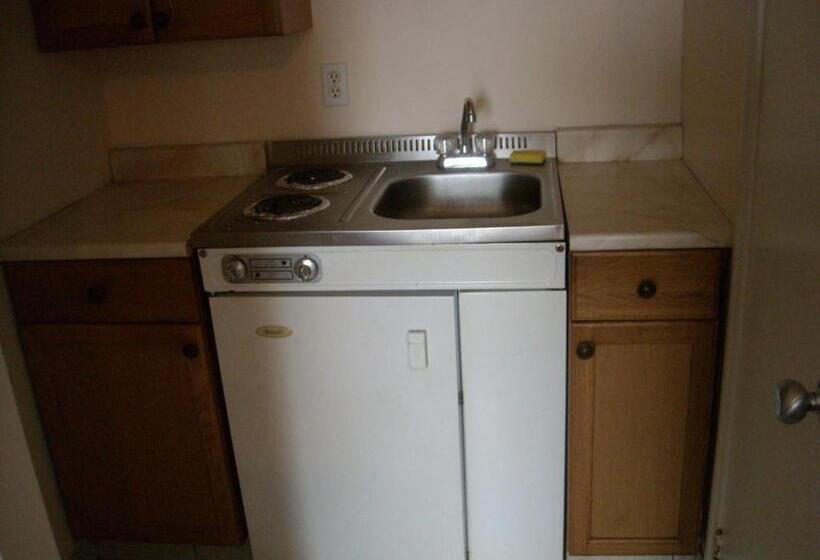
[
  {"x1": 152, "y1": 10, "x2": 171, "y2": 31},
  {"x1": 637, "y1": 279, "x2": 657, "y2": 299},
  {"x1": 129, "y1": 11, "x2": 147, "y2": 30},
  {"x1": 182, "y1": 344, "x2": 199, "y2": 359},
  {"x1": 576, "y1": 341, "x2": 595, "y2": 360},
  {"x1": 86, "y1": 284, "x2": 107, "y2": 305}
]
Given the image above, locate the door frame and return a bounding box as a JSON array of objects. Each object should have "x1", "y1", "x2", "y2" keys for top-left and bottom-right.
[{"x1": 702, "y1": 0, "x2": 766, "y2": 555}]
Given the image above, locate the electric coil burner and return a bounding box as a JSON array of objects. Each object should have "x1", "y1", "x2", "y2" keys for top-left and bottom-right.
[
  {"x1": 276, "y1": 167, "x2": 353, "y2": 190},
  {"x1": 243, "y1": 193, "x2": 330, "y2": 221}
]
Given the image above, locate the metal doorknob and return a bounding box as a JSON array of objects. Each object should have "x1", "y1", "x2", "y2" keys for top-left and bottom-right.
[{"x1": 775, "y1": 379, "x2": 818, "y2": 424}]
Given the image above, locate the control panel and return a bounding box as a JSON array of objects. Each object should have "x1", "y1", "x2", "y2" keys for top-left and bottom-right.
[
  {"x1": 200, "y1": 244, "x2": 565, "y2": 293},
  {"x1": 221, "y1": 254, "x2": 321, "y2": 284}
]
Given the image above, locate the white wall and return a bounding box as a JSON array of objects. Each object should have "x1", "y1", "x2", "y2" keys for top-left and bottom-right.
[
  {"x1": 0, "y1": 0, "x2": 110, "y2": 557},
  {"x1": 101, "y1": 0, "x2": 684, "y2": 146}
]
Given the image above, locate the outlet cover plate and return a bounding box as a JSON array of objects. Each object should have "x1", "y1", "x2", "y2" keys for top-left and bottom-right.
[{"x1": 321, "y1": 62, "x2": 349, "y2": 107}]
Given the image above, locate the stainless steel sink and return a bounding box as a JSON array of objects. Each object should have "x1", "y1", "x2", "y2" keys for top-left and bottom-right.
[{"x1": 373, "y1": 172, "x2": 542, "y2": 220}]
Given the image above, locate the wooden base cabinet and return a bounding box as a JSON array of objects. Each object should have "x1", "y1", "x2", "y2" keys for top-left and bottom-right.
[
  {"x1": 5, "y1": 259, "x2": 245, "y2": 544},
  {"x1": 21, "y1": 324, "x2": 243, "y2": 544},
  {"x1": 567, "y1": 250, "x2": 724, "y2": 556}
]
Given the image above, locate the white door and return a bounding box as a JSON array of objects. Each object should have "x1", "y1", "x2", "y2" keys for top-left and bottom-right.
[
  {"x1": 210, "y1": 295, "x2": 465, "y2": 560},
  {"x1": 459, "y1": 291, "x2": 567, "y2": 559},
  {"x1": 707, "y1": 2, "x2": 819, "y2": 558}
]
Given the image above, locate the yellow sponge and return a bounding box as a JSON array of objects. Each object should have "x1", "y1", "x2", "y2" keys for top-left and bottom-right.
[{"x1": 509, "y1": 150, "x2": 546, "y2": 165}]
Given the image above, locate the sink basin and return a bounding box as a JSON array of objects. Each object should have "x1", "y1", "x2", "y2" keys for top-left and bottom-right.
[{"x1": 373, "y1": 172, "x2": 542, "y2": 220}]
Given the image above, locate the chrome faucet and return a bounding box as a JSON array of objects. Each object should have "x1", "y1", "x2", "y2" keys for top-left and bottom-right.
[
  {"x1": 460, "y1": 98, "x2": 476, "y2": 153},
  {"x1": 436, "y1": 97, "x2": 495, "y2": 169}
]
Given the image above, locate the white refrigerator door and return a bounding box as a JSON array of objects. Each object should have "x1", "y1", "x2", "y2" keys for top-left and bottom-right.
[
  {"x1": 210, "y1": 295, "x2": 465, "y2": 560},
  {"x1": 459, "y1": 290, "x2": 567, "y2": 559}
]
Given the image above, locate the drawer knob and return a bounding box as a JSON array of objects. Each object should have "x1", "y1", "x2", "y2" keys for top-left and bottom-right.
[
  {"x1": 128, "y1": 11, "x2": 147, "y2": 30},
  {"x1": 182, "y1": 344, "x2": 199, "y2": 359},
  {"x1": 86, "y1": 284, "x2": 107, "y2": 305},
  {"x1": 152, "y1": 10, "x2": 171, "y2": 31},
  {"x1": 637, "y1": 279, "x2": 657, "y2": 299},
  {"x1": 576, "y1": 341, "x2": 595, "y2": 360}
]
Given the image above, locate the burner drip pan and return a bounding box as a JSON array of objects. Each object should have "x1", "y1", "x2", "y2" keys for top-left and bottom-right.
[
  {"x1": 243, "y1": 194, "x2": 330, "y2": 221},
  {"x1": 276, "y1": 168, "x2": 353, "y2": 190}
]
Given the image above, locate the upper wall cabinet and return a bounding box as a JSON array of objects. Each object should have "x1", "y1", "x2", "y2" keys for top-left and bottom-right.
[
  {"x1": 155, "y1": 0, "x2": 311, "y2": 42},
  {"x1": 31, "y1": 0, "x2": 312, "y2": 51},
  {"x1": 31, "y1": 0, "x2": 155, "y2": 50}
]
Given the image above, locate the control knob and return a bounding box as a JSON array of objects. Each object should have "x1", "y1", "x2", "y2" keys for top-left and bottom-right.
[
  {"x1": 294, "y1": 257, "x2": 319, "y2": 282},
  {"x1": 224, "y1": 258, "x2": 247, "y2": 283}
]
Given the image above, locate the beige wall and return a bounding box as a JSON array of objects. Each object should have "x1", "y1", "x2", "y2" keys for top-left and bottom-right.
[
  {"x1": 1, "y1": 0, "x2": 110, "y2": 557},
  {"x1": 101, "y1": 0, "x2": 684, "y2": 146},
  {"x1": 681, "y1": 0, "x2": 754, "y2": 222},
  {"x1": 0, "y1": 0, "x2": 110, "y2": 239}
]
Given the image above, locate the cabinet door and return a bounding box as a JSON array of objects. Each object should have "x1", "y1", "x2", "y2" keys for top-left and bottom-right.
[
  {"x1": 568, "y1": 321, "x2": 717, "y2": 555},
  {"x1": 152, "y1": 0, "x2": 311, "y2": 42},
  {"x1": 459, "y1": 291, "x2": 566, "y2": 560},
  {"x1": 21, "y1": 324, "x2": 244, "y2": 544},
  {"x1": 31, "y1": 0, "x2": 155, "y2": 51},
  {"x1": 210, "y1": 294, "x2": 465, "y2": 560}
]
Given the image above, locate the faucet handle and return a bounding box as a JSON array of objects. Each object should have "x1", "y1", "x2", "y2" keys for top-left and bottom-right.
[
  {"x1": 434, "y1": 135, "x2": 460, "y2": 156},
  {"x1": 473, "y1": 133, "x2": 496, "y2": 156}
]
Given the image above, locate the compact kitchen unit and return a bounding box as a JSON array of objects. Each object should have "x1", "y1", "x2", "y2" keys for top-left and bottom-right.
[{"x1": 191, "y1": 132, "x2": 567, "y2": 559}]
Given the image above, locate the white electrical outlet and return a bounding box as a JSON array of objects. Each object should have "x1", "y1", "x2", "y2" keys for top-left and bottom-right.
[{"x1": 321, "y1": 62, "x2": 349, "y2": 107}]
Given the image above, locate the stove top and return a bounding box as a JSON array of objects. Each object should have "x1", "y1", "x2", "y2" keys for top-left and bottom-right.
[
  {"x1": 191, "y1": 163, "x2": 383, "y2": 248},
  {"x1": 190, "y1": 152, "x2": 565, "y2": 249}
]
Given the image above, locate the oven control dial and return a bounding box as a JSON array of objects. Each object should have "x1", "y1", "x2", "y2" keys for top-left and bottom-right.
[
  {"x1": 294, "y1": 257, "x2": 319, "y2": 282},
  {"x1": 224, "y1": 258, "x2": 248, "y2": 283}
]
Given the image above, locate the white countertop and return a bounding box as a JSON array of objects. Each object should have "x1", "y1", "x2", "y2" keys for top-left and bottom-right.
[
  {"x1": 0, "y1": 176, "x2": 256, "y2": 261},
  {"x1": 0, "y1": 160, "x2": 733, "y2": 262},
  {"x1": 559, "y1": 160, "x2": 733, "y2": 251}
]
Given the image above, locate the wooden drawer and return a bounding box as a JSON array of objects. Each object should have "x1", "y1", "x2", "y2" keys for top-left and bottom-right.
[
  {"x1": 4, "y1": 259, "x2": 200, "y2": 324},
  {"x1": 571, "y1": 250, "x2": 723, "y2": 321}
]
